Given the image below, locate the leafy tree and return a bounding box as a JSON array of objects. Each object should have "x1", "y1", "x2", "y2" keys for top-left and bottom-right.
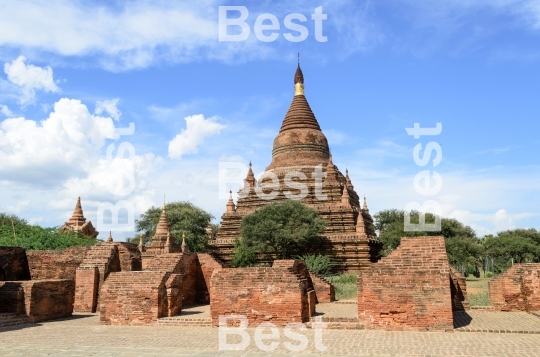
[
  {"x1": 236, "y1": 200, "x2": 326, "y2": 261},
  {"x1": 230, "y1": 238, "x2": 257, "y2": 267},
  {"x1": 0, "y1": 213, "x2": 96, "y2": 250},
  {"x1": 373, "y1": 209, "x2": 480, "y2": 264},
  {"x1": 129, "y1": 201, "x2": 213, "y2": 252},
  {"x1": 482, "y1": 232, "x2": 540, "y2": 263}
]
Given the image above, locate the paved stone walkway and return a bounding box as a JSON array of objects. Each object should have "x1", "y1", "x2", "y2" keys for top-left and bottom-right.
[
  {"x1": 1, "y1": 312, "x2": 540, "y2": 356},
  {"x1": 454, "y1": 311, "x2": 540, "y2": 333}
]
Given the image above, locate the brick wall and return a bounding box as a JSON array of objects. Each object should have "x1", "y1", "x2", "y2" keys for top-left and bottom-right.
[
  {"x1": 145, "y1": 253, "x2": 199, "y2": 306},
  {"x1": 0, "y1": 280, "x2": 74, "y2": 322},
  {"x1": 74, "y1": 243, "x2": 121, "y2": 313},
  {"x1": 449, "y1": 266, "x2": 470, "y2": 311},
  {"x1": 26, "y1": 246, "x2": 91, "y2": 280},
  {"x1": 489, "y1": 263, "x2": 540, "y2": 311},
  {"x1": 116, "y1": 243, "x2": 142, "y2": 271},
  {"x1": 195, "y1": 253, "x2": 223, "y2": 304},
  {"x1": 0, "y1": 246, "x2": 31, "y2": 281},
  {"x1": 358, "y1": 236, "x2": 454, "y2": 331},
  {"x1": 99, "y1": 271, "x2": 171, "y2": 325},
  {"x1": 309, "y1": 271, "x2": 335, "y2": 303},
  {"x1": 210, "y1": 266, "x2": 313, "y2": 327}
]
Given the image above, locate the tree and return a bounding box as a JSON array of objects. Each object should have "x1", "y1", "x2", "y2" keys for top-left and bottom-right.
[
  {"x1": 129, "y1": 201, "x2": 213, "y2": 252},
  {"x1": 230, "y1": 238, "x2": 257, "y2": 267},
  {"x1": 0, "y1": 212, "x2": 96, "y2": 250},
  {"x1": 373, "y1": 209, "x2": 480, "y2": 264},
  {"x1": 483, "y1": 232, "x2": 540, "y2": 264},
  {"x1": 236, "y1": 200, "x2": 326, "y2": 261}
]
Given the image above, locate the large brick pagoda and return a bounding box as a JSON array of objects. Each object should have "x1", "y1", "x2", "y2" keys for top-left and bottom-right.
[{"x1": 212, "y1": 64, "x2": 381, "y2": 272}]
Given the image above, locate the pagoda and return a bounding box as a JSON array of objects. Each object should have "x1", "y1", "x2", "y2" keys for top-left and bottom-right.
[
  {"x1": 59, "y1": 197, "x2": 99, "y2": 238},
  {"x1": 212, "y1": 63, "x2": 381, "y2": 272},
  {"x1": 142, "y1": 201, "x2": 180, "y2": 258}
]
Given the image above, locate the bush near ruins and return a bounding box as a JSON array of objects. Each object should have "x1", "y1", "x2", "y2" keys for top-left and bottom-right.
[
  {"x1": 295, "y1": 253, "x2": 337, "y2": 277},
  {"x1": 129, "y1": 201, "x2": 213, "y2": 252},
  {"x1": 0, "y1": 213, "x2": 96, "y2": 250},
  {"x1": 234, "y1": 200, "x2": 326, "y2": 262}
]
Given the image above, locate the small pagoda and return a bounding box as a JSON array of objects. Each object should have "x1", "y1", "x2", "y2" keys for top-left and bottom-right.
[
  {"x1": 59, "y1": 197, "x2": 99, "y2": 238},
  {"x1": 142, "y1": 201, "x2": 180, "y2": 258}
]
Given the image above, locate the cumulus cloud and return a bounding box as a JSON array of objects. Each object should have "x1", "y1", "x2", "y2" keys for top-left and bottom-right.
[
  {"x1": 0, "y1": 104, "x2": 13, "y2": 117},
  {"x1": 3, "y1": 56, "x2": 60, "y2": 104},
  {"x1": 168, "y1": 114, "x2": 225, "y2": 159},
  {"x1": 0, "y1": 98, "x2": 117, "y2": 184},
  {"x1": 95, "y1": 98, "x2": 121, "y2": 121}
]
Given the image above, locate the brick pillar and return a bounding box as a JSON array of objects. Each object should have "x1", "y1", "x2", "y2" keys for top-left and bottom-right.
[
  {"x1": 357, "y1": 273, "x2": 364, "y2": 321},
  {"x1": 74, "y1": 267, "x2": 99, "y2": 313}
]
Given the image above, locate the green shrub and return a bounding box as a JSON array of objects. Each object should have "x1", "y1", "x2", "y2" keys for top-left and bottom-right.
[
  {"x1": 295, "y1": 254, "x2": 337, "y2": 277},
  {"x1": 230, "y1": 238, "x2": 257, "y2": 267},
  {"x1": 327, "y1": 273, "x2": 358, "y2": 300},
  {"x1": 485, "y1": 271, "x2": 494, "y2": 278}
]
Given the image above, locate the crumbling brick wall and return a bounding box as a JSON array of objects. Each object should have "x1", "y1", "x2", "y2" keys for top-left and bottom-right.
[
  {"x1": 115, "y1": 243, "x2": 142, "y2": 272},
  {"x1": 99, "y1": 271, "x2": 175, "y2": 325},
  {"x1": 26, "y1": 246, "x2": 91, "y2": 280},
  {"x1": 0, "y1": 280, "x2": 74, "y2": 322},
  {"x1": 358, "y1": 236, "x2": 454, "y2": 331},
  {"x1": 196, "y1": 253, "x2": 223, "y2": 304},
  {"x1": 489, "y1": 263, "x2": 540, "y2": 312},
  {"x1": 0, "y1": 246, "x2": 31, "y2": 281},
  {"x1": 145, "y1": 253, "x2": 199, "y2": 306},
  {"x1": 449, "y1": 266, "x2": 470, "y2": 311},
  {"x1": 74, "y1": 243, "x2": 121, "y2": 312},
  {"x1": 210, "y1": 265, "x2": 314, "y2": 327},
  {"x1": 309, "y1": 271, "x2": 335, "y2": 303}
]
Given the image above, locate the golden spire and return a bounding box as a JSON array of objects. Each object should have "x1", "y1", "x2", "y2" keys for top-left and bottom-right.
[{"x1": 294, "y1": 54, "x2": 304, "y2": 96}]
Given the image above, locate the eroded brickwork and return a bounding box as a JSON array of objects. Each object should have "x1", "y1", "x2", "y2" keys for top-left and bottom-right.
[
  {"x1": 489, "y1": 263, "x2": 540, "y2": 312},
  {"x1": 99, "y1": 271, "x2": 172, "y2": 325},
  {"x1": 26, "y1": 246, "x2": 90, "y2": 280},
  {"x1": 196, "y1": 253, "x2": 223, "y2": 304},
  {"x1": 0, "y1": 246, "x2": 31, "y2": 281},
  {"x1": 0, "y1": 280, "x2": 74, "y2": 322},
  {"x1": 358, "y1": 236, "x2": 454, "y2": 331},
  {"x1": 210, "y1": 264, "x2": 314, "y2": 327},
  {"x1": 309, "y1": 271, "x2": 335, "y2": 303},
  {"x1": 449, "y1": 266, "x2": 470, "y2": 311}
]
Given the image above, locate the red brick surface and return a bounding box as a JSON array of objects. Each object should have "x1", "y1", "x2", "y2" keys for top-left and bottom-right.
[
  {"x1": 449, "y1": 266, "x2": 470, "y2": 311},
  {"x1": 26, "y1": 246, "x2": 90, "y2": 280},
  {"x1": 195, "y1": 253, "x2": 223, "y2": 304},
  {"x1": 0, "y1": 279, "x2": 74, "y2": 322},
  {"x1": 489, "y1": 263, "x2": 540, "y2": 312},
  {"x1": 0, "y1": 246, "x2": 31, "y2": 281},
  {"x1": 358, "y1": 236, "x2": 454, "y2": 331},
  {"x1": 210, "y1": 264, "x2": 314, "y2": 327},
  {"x1": 309, "y1": 271, "x2": 335, "y2": 303},
  {"x1": 99, "y1": 271, "x2": 171, "y2": 325}
]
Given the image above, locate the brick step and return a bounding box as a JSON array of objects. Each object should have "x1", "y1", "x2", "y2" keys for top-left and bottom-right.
[
  {"x1": 157, "y1": 316, "x2": 212, "y2": 327},
  {"x1": 470, "y1": 306, "x2": 496, "y2": 311},
  {"x1": 455, "y1": 327, "x2": 540, "y2": 334},
  {"x1": 310, "y1": 316, "x2": 359, "y2": 323},
  {"x1": 0, "y1": 313, "x2": 17, "y2": 320},
  {"x1": 0, "y1": 316, "x2": 32, "y2": 328},
  {"x1": 306, "y1": 321, "x2": 364, "y2": 330}
]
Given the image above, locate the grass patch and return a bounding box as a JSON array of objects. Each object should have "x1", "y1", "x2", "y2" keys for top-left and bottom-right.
[
  {"x1": 469, "y1": 291, "x2": 490, "y2": 306},
  {"x1": 327, "y1": 273, "x2": 357, "y2": 300}
]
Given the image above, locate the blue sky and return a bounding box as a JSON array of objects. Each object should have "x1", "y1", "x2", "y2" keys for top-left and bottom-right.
[{"x1": 0, "y1": 0, "x2": 539, "y2": 240}]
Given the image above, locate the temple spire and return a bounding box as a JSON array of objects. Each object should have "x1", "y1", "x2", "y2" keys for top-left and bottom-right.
[
  {"x1": 245, "y1": 161, "x2": 255, "y2": 188},
  {"x1": 294, "y1": 55, "x2": 304, "y2": 96},
  {"x1": 341, "y1": 186, "x2": 351, "y2": 207},
  {"x1": 226, "y1": 190, "x2": 236, "y2": 212},
  {"x1": 345, "y1": 169, "x2": 354, "y2": 189},
  {"x1": 164, "y1": 232, "x2": 171, "y2": 253},
  {"x1": 325, "y1": 155, "x2": 339, "y2": 184},
  {"x1": 356, "y1": 212, "x2": 366, "y2": 234},
  {"x1": 138, "y1": 234, "x2": 144, "y2": 253},
  {"x1": 363, "y1": 195, "x2": 369, "y2": 213},
  {"x1": 107, "y1": 231, "x2": 113, "y2": 243},
  {"x1": 181, "y1": 232, "x2": 188, "y2": 253}
]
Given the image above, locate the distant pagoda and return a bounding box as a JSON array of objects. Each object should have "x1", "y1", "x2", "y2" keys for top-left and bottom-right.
[
  {"x1": 143, "y1": 201, "x2": 180, "y2": 258},
  {"x1": 211, "y1": 63, "x2": 381, "y2": 272},
  {"x1": 59, "y1": 197, "x2": 99, "y2": 238}
]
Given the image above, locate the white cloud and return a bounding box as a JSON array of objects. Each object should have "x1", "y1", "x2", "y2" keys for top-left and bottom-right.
[
  {"x1": 168, "y1": 114, "x2": 225, "y2": 159},
  {"x1": 95, "y1": 98, "x2": 121, "y2": 121},
  {"x1": 0, "y1": 98, "x2": 117, "y2": 184},
  {"x1": 0, "y1": 104, "x2": 13, "y2": 117},
  {"x1": 2, "y1": 200, "x2": 30, "y2": 214},
  {"x1": 3, "y1": 56, "x2": 60, "y2": 104}
]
